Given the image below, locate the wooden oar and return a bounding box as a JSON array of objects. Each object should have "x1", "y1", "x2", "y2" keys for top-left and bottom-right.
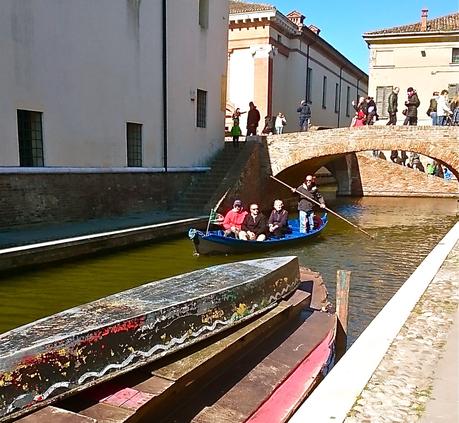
[
  {"x1": 270, "y1": 175, "x2": 374, "y2": 240},
  {"x1": 205, "y1": 188, "x2": 230, "y2": 235}
]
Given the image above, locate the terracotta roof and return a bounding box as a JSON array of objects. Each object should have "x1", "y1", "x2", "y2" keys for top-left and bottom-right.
[
  {"x1": 365, "y1": 12, "x2": 459, "y2": 35},
  {"x1": 229, "y1": 0, "x2": 275, "y2": 14}
]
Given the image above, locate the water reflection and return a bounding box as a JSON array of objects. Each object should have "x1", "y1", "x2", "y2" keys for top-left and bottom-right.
[{"x1": 0, "y1": 197, "x2": 457, "y2": 345}]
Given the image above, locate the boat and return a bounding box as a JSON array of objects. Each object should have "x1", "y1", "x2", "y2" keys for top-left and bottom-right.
[
  {"x1": 0, "y1": 256, "x2": 301, "y2": 421},
  {"x1": 6, "y1": 265, "x2": 336, "y2": 423},
  {"x1": 189, "y1": 213, "x2": 328, "y2": 255}
]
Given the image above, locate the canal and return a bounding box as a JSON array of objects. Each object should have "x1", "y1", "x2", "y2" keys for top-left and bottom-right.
[{"x1": 0, "y1": 196, "x2": 457, "y2": 345}]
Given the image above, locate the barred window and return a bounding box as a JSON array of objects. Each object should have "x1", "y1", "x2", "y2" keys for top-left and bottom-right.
[
  {"x1": 126, "y1": 123, "x2": 142, "y2": 167},
  {"x1": 196, "y1": 89, "x2": 207, "y2": 128},
  {"x1": 322, "y1": 76, "x2": 327, "y2": 109},
  {"x1": 345, "y1": 86, "x2": 351, "y2": 117},
  {"x1": 334, "y1": 83, "x2": 339, "y2": 113},
  {"x1": 17, "y1": 110, "x2": 44, "y2": 167},
  {"x1": 199, "y1": 0, "x2": 209, "y2": 29},
  {"x1": 306, "y1": 67, "x2": 312, "y2": 103}
]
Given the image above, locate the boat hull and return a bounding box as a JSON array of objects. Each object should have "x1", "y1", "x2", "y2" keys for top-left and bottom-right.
[
  {"x1": 0, "y1": 256, "x2": 300, "y2": 421},
  {"x1": 189, "y1": 215, "x2": 328, "y2": 255}
]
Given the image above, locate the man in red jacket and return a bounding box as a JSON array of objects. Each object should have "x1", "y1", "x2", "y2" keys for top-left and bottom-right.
[{"x1": 222, "y1": 200, "x2": 248, "y2": 238}]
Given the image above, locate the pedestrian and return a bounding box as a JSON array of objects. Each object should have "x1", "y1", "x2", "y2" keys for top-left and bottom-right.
[
  {"x1": 400, "y1": 150, "x2": 408, "y2": 166},
  {"x1": 403, "y1": 87, "x2": 420, "y2": 126},
  {"x1": 296, "y1": 100, "x2": 311, "y2": 131},
  {"x1": 246, "y1": 101, "x2": 260, "y2": 136},
  {"x1": 230, "y1": 108, "x2": 244, "y2": 148},
  {"x1": 451, "y1": 95, "x2": 459, "y2": 125},
  {"x1": 443, "y1": 167, "x2": 452, "y2": 180},
  {"x1": 292, "y1": 175, "x2": 326, "y2": 233},
  {"x1": 437, "y1": 90, "x2": 451, "y2": 126},
  {"x1": 390, "y1": 150, "x2": 399, "y2": 163},
  {"x1": 427, "y1": 91, "x2": 439, "y2": 126},
  {"x1": 275, "y1": 112, "x2": 287, "y2": 134},
  {"x1": 262, "y1": 115, "x2": 275, "y2": 135},
  {"x1": 366, "y1": 97, "x2": 377, "y2": 125},
  {"x1": 386, "y1": 87, "x2": 399, "y2": 125}
]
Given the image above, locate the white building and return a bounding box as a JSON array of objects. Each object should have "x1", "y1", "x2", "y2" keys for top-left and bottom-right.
[
  {"x1": 0, "y1": 0, "x2": 229, "y2": 169},
  {"x1": 227, "y1": 1, "x2": 368, "y2": 132}
]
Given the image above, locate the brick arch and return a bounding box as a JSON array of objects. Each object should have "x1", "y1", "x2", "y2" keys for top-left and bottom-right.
[{"x1": 267, "y1": 126, "x2": 459, "y2": 181}]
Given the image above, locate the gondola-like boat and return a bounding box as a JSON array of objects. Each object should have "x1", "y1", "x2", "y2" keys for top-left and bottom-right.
[
  {"x1": 189, "y1": 213, "x2": 328, "y2": 255},
  {"x1": 0, "y1": 256, "x2": 301, "y2": 421}
]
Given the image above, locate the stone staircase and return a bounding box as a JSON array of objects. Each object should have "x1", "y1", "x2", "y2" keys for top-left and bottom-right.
[{"x1": 171, "y1": 142, "x2": 253, "y2": 214}]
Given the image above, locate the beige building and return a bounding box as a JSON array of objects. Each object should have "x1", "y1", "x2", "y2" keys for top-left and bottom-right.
[
  {"x1": 363, "y1": 10, "x2": 459, "y2": 124},
  {"x1": 0, "y1": 0, "x2": 229, "y2": 170},
  {"x1": 227, "y1": 1, "x2": 368, "y2": 132}
]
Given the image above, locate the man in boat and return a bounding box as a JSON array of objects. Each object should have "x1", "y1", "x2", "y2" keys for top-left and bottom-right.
[
  {"x1": 294, "y1": 175, "x2": 326, "y2": 233},
  {"x1": 268, "y1": 199, "x2": 291, "y2": 238},
  {"x1": 222, "y1": 199, "x2": 248, "y2": 237},
  {"x1": 239, "y1": 203, "x2": 267, "y2": 241}
]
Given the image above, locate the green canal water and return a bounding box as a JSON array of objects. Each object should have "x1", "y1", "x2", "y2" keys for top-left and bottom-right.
[{"x1": 0, "y1": 197, "x2": 457, "y2": 344}]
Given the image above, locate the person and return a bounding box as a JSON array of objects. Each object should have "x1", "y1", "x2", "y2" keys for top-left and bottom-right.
[
  {"x1": 239, "y1": 203, "x2": 267, "y2": 241},
  {"x1": 427, "y1": 91, "x2": 439, "y2": 126},
  {"x1": 353, "y1": 109, "x2": 366, "y2": 127},
  {"x1": 230, "y1": 108, "x2": 244, "y2": 148},
  {"x1": 222, "y1": 199, "x2": 248, "y2": 238},
  {"x1": 262, "y1": 115, "x2": 275, "y2": 135},
  {"x1": 403, "y1": 87, "x2": 420, "y2": 126},
  {"x1": 390, "y1": 150, "x2": 399, "y2": 163},
  {"x1": 268, "y1": 199, "x2": 291, "y2": 238},
  {"x1": 450, "y1": 95, "x2": 459, "y2": 125},
  {"x1": 275, "y1": 112, "x2": 287, "y2": 134},
  {"x1": 400, "y1": 150, "x2": 408, "y2": 166},
  {"x1": 386, "y1": 87, "x2": 399, "y2": 126},
  {"x1": 246, "y1": 101, "x2": 260, "y2": 136},
  {"x1": 443, "y1": 166, "x2": 452, "y2": 180},
  {"x1": 352, "y1": 96, "x2": 367, "y2": 118},
  {"x1": 437, "y1": 90, "x2": 451, "y2": 126},
  {"x1": 408, "y1": 152, "x2": 424, "y2": 172},
  {"x1": 297, "y1": 100, "x2": 311, "y2": 131},
  {"x1": 293, "y1": 175, "x2": 326, "y2": 233},
  {"x1": 365, "y1": 97, "x2": 377, "y2": 125}
]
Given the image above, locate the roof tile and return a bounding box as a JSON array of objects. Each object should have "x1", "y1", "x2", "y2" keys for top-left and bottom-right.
[{"x1": 229, "y1": 0, "x2": 275, "y2": 14}]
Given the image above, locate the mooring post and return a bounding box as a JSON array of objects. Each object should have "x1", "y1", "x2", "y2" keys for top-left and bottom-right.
[{"x1": 335, "y1": 269, "x2": 351, "y2": 362}]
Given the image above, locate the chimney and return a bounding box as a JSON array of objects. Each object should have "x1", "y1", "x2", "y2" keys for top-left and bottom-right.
[
  {"x1": 286, "y1": 11, "x2": 305, "y2": 29},
  {"x1": 421, "y1": 8, "x2": 428, "y2": 31},
  {"x1": 308, "y1": 25, "x2": 321, "y2": 35}
]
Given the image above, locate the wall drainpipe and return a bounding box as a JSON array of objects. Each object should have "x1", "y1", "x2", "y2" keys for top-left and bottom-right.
[{"x1": 162, "y1": 0, "x2": 168, "y2": 172}]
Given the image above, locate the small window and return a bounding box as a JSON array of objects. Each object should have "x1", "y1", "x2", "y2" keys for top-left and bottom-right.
[
  {"x1": 199, "y1": 0, "x2": 209, "y2": 29},
  {"x1": 127, "y1": 123, "x2": 142, "y2": 167},
  {"x1": 334, "y1": 83, "x2": 339, "y2": 113},
  {"x1": 322, "y1": 76, "x2": 327, "y2": 109},
  {"x1": 17, "y1": 110, "x2": 44, "y2": 167},
  {"x1": 452, "y1": 48, "x2": 459, "y2": 64},
  {"x1": 306, "y1": 67, "x2": 312, "y2": 103},
  {"x1": 277, "y1": 34, "x2": 282, "y2": 43},
  {"x1": 196, "y1": 89, "x2": 207, "y2": 128},
  {"x1": 345, "y1": 86, "x2": 350, "y2": 117}
]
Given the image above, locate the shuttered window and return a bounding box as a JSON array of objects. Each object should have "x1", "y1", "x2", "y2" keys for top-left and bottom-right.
[
  {"x1": 447, "y1": 84, "x2": 459, "y2": 102},
  {"x1": 376, "y1": 86, "x2": 393, "y2": 118}
]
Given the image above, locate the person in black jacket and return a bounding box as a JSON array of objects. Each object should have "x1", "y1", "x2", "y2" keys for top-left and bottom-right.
[
  {"x1": 268, "y1": 200, "x2": 291, "y2": 238},
  {"x1": 386, "y1": 87, "x2": 399, "y2": 126},
  {"x1": 293, "y1": 175, "x2": 326, "y2": 233},
  {"x1": 403, "y1": 87, "x2": 420, "y2": 126},
  {"x1": 239, "y1": 204, "x2": 267, "y2": 241}
]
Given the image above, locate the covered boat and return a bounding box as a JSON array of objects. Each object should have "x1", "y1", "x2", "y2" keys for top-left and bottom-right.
[
  {"x1": 189, "y1": 214, "x2": 328, "y2": 255},
  {"x1": 0, "y1": 256, "x2": 300, "y2": 421}
]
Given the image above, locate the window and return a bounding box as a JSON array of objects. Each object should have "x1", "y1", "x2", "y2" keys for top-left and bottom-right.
[
  {"x1": 306, "y1": 67, "x2": 312, "y2": 103},
  {"x1": 322, "y1": 76, "x2": 327, "y2": 109},
  {"x1": 334, "y1": 83, "x2": 339, "y2": 113},
  {"x1": 375, "y1": 86, "x2": 393, "y2": 118},
  {"x1": 452, "y1": 48, "x2": 459, "y2": 64},
  {"x1": 126, "y1": 123, "x2": 142, "y2": 167},
  {"x1": 277, "y1": 34, "x2": 282, "y2": 43},
  {"x1": 17, "y1": 110, "x2": 44, "y2": 167},
  {"x1": 196, "y1": 89, "x2": 207, "y2": 128},
  {"x1": 199, "y1": 0, "x2": 209, "y2": 29},
  {"x1": 345, "y1": 86, "x2": 350, "y2": 117}
]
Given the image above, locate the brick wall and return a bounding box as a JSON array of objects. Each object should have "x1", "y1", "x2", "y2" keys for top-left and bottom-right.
[{"x1": 0, "y1": 172, "x2": 194, "y2": 229}]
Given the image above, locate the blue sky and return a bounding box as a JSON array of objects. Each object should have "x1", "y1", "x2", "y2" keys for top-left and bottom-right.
[{"x1": 274, "y1": 0, "x2": 458, "y2": 73}]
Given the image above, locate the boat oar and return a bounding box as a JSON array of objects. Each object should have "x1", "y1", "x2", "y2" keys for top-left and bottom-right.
[
  {"x1": 205, "y1": 188, "x2": 230, "y2": 235},
  {"x1": 270, "y1": 175, "x2": 374, "y2": 240}
]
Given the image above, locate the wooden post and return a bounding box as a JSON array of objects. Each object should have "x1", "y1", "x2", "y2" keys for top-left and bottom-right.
[{"x1": 335, "y1": 269, "x2": 351, "y2": 362}]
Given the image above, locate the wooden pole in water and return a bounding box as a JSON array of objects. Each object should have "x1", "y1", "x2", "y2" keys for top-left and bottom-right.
[{"x1": 335, "y1": 269, "x2": 351, "y2": 362}]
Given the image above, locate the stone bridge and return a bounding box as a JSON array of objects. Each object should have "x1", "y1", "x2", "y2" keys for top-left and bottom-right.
[{"x1": 266, "y1": 126, "x2": 459, "y2": 196}]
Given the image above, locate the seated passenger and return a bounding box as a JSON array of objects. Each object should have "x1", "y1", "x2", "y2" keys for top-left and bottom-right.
[
  {"x1": 222, "y1": 200, "x2": 248, "y2": 237},
  {"x1": 239, "y1": 204, "x2": 267, "y2": 241},
  {"x1": 268, "y1": 199, "x2": 291, "y2": 238}
]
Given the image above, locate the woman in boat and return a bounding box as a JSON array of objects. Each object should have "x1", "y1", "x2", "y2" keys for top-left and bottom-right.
[
  {"x1": 268, "y1": 199, "x2": 291, "y2": 238},
  {"x1": 222, "y1": 200, "x2": 248, "y2": 238},
  {"x1": 239, "y1": 203, "x2": 267, "y2": 241}
]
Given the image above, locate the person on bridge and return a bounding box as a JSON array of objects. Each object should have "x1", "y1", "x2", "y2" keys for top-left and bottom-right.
[
  {"x1": 293, "y1": 175, "x2": 326, "y2": 233},
  {"x1": 222, "y1": 200, "x2": 248, "y2": 238},
  {"x1": 386, "y1": 87, "x2": 399, "y2": 126},
  {"x1": 403, "y1": 87, "x2": 420, "y2": 126},
  {"x1": 246, "y1": 101, "x2": 261, "y2": 136},
  {"x1": 275, "y1": 112, "x2": 287, "y2": 134},
  {"x1": 297, "y1": 100, "x2": 311, "y2": 131},
  {"x1": 427, "y1": 91, "x2": 439, "y2": 126}
]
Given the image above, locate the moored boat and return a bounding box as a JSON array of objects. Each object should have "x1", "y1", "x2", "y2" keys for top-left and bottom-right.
[
  {"x1": 189, "y1": 214, "x2": 328, "y2": 255},
  {"x1": 0, "y1": 256, "x2": 300, "y2": 421}
]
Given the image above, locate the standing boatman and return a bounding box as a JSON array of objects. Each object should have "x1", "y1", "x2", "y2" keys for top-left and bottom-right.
[{"x1": 292, "y1": 175, "x2": 326, "y2": 233}]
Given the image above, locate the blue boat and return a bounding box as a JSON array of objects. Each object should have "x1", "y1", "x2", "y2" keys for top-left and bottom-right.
[{"x1": 189, "y1": 214, "x2": 328, "y2": 255}]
